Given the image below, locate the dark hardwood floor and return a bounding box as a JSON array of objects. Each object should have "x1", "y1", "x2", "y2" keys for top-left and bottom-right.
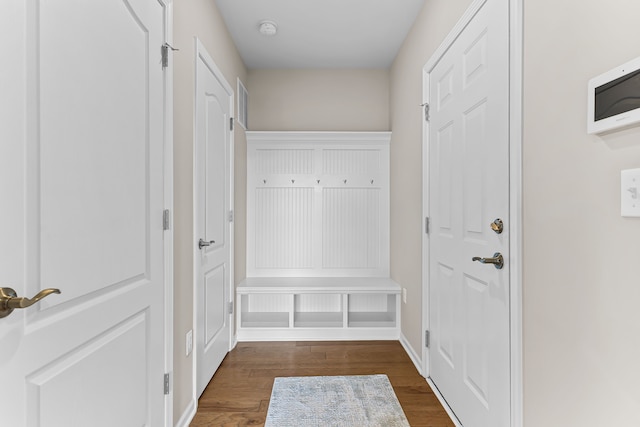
[{"x1": 191, "y1": 341, "x2": 455, "y2": 426}]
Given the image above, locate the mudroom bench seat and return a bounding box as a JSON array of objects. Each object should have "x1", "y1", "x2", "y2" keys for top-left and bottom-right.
[{"x1": 236, "y1": 277, "x2": 401, "y2": 341}]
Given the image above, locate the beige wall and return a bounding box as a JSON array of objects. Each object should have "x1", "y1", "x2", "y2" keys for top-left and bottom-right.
[
  {"x1": 247, "y1": 69, "x2": 390, "y2": 131},
  {"x1": 523, "y1": 0, "x2": 640, "y2": 425},
  {"x1": 389, "y1": 0, "x2": 473, "y2": 355},
  {"x1": 173, "y1": 0, "x2": 247, "y2": 422}
]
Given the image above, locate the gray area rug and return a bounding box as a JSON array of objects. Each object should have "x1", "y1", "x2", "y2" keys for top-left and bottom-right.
[{"x1": 265, "y1": 374, "x2": 410, "y2": 427}]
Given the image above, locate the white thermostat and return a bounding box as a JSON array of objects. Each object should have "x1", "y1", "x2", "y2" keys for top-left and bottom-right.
[{"x1": 588, "y1": 56, "x2": 640, "y2": 134}]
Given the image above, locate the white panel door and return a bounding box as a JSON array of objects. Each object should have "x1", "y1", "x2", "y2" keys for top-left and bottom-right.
[
  {"x1": 195, "y1": 41, "x2": 232, "y2": 398},
  {"x1": 0, "y1": 0, "x2": 167, "y2": 426},
  {"x1": 428, "y1": 0, "x2": 510, "y2": 426}
]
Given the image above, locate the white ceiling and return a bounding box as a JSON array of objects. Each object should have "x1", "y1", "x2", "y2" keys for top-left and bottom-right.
[{"x1": 215, "y1": 0, "x2": 426, "y2": 69}]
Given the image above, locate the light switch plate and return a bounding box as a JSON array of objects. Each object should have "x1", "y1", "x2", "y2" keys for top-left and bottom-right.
[{"x1": 621, "y1": 168, "x2": 640, "y2": 217}]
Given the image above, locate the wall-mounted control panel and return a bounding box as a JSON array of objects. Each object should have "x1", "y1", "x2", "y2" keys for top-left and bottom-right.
[{"x1": 588, "y1": 56, "x2": 640, "y2": 134}]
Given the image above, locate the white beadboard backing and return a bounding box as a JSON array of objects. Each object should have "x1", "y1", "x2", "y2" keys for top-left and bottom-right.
[
  {"x1": 254, "y1": 187, "x2": 314, "y2": 269},
  {"x1": 255, "y1": 149, "x2": 314, "y2": 175},
  {"x1": 323, "y1": 188, "x2": 380, "y2": 269},
  {"x1": 245, "y1": 293, "x2": 291, "y2": 312},
  {"x1": 348, "y1": 293, "x2": 390, "y2": 312},
  {"x1": 247, "y1": 132, "x2": 391, "y2": 277},
  {"x1": 322, "y1": 149, "x2": 380, "y2": 175},
  {"x1": 295, "y1": 294, "x2": 342, "y2": 312}
]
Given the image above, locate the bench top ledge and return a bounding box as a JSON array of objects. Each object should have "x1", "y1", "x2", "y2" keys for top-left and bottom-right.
[{"x1": 237, "y1": 277, "x2": 401, "y2": 294}]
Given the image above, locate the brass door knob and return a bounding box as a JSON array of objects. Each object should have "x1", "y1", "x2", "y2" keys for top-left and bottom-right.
[
  {"x1": 490, "y1": 218, "x2": 504, "y2": 234},
  {"x1": 471, "y1": 253, "x2": 504, "y2": 269},
  {"x1": 0, "y1": 287, "x2": 61, "y2": 318}
]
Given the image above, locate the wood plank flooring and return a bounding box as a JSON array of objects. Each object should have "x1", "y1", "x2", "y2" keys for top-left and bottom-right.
[{"x1": 191, "y1": 341, "x2": 455, "y2": 426}]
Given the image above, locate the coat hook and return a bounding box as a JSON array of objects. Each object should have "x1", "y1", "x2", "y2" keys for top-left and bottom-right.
[
  {"x1": 371, "y1": 179, "x2": 374, "y2": 184},
  {"x1": 263, "y1": 179, "x2": 267, "y2": 184},
  {"x1": 343, "y1": 179, "x2": 347, "y2": 184},
  {"x1": 317, "y1": 179, "x2": 320, "y2": 184},
  {"x1": 291, "y1": 179, "x2": 295, "y2": 184}
]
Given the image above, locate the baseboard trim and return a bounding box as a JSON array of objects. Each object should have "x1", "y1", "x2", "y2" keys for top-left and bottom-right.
[
  {"x1": 426, "y1": 377, "x2": 464, "y2": 427},
  {"x1": 399, "y1": 334, "x2": 462, "y2": 427},
  {"x1": 399, "y1": 333, "x2": 423, "y2": 377},
  {"x1": 174, "y1": 399, "x2": 196, "y2": 427}
]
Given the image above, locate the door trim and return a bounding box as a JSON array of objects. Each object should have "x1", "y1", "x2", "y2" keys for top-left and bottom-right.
[
  {"x1": 191, "y1": 36, "x2": 235, "y2": 403},
  {"x1": 420, "y1": 0, "x2": 523, "y2": 426},
  {"x1": 161, "y1": 1, "x2": 174, "y2": 426}
]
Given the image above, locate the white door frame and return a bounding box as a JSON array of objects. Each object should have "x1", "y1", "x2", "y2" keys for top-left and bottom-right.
[
  {"x1": 191, "y1": 36, "x2": 236, "y2": 402},
  {"x1": 161, "y1": 1, "x2": 175, "y2": 425},
  {"x1": 420, "y1": 0, "x2": 523, "y2": 426}
]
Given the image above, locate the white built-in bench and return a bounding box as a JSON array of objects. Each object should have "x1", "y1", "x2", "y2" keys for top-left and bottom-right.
[
  {"x1": 236, "y1": 277, "x2": 401, "y2": 341},
  {"x1": 241, "y1": 131, "x2": 397, "y2": 341}
]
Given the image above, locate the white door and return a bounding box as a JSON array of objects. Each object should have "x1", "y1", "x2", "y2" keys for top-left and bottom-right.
[
  {"x1": 195, "y1": 41, "x2": 233, "y2": 398},
  {"x1": 428, "y1": 0, "x2": 510, "y2": 426},
  {"x1": 0, "y1": 0, "x2": 167, "y2": 426}
]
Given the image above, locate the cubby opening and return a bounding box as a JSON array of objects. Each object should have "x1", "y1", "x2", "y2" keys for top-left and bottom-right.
[
  {"x1": 294, "y1": 294, "x2": 344, "y2": 328},
  {"x1": 347, "y1": 293, "x2": 397, "y2": 328},
  {"x1": 240, "y1": 293, "x2": 290, "y2": 328}
]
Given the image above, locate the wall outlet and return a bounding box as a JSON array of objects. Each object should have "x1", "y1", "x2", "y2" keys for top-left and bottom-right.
[
  {"x1": 186, "y1": 329, "x2": 193, "y2": 356},
  {"x1": 402, "y1": 288, "x2": 407, "y2": 304}
]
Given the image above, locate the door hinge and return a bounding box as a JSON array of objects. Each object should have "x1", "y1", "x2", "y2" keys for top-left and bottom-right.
[
  {"x1": 228, "y1": 210, "x2": 234, "y2": 223},
  {"x1": 230, "y1": 117, "x2": 234, "y2": 131},
  {"x1": 161, "y1": 43, "x2": 179, "y2": 69},
  {"x1": 425, "y1": 330, "x2": 430, "y2": 348},
  {"x1": 421, "y1": 102, "x2": 430, "y2": 122},
  {"x1": 228, "y1": 301, "x2": 234, "y2": 315},
  {"x1": 425, "y1": 217, "x2": 430, "y2": 235},
  {"x1": 163, "y1": 209, "x2": 171, "y2": 230},
  {"x1": 164, "y1": 373, "x2": 170, "y2": 395}
]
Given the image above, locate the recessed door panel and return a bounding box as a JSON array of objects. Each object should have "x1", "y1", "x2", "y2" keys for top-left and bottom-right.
[
  {"x1": 27, "y1": 313, "x2": 148, "y2": 427},
  {"x1": 463, "y1": 100, "x2": 488, "y2": 237},
  {"x1": 205, "y1": 265, "x2": 226, "y2": 348},
  {"x1": 206, "y1": 96, "x2": 227, "y2": 248},
  {"x1": 436, "y1": 123, "x2": 454, "y2": 233},
  {"x1": 463, "y1": 274, "x2": 490, "y2": 408},
  {"x1": 39, "y1": 0, "x2": 150, "y2": 305},
  {"x1": 436, "y1": 263, "x2": 455, "y2": 368}
]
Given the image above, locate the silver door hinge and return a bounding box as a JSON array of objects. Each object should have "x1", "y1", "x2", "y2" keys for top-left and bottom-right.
[
  {"x1": 425, "y1": 330, "x2": 430, "y2": 348},
  {"x1": 163, "y1": 209, "x2": 171, "y2": 230},
  {"x1": 228, "y1": 210, "x2": 234, "y2": 222},
  {"x1": 228, "y1": 301, "x2": 234, "y2": 315},
  {"x1": 164, "y1": 373, "x2": 170, "y2": 395},
  {"x1": 230, "y1": 117, "x2": 234, "y2": 131},
  {"x1": 421, "y1": 102, "x2": 430, "y2": 122},
  {"x1": 161, "y1": 43, "x2": 179, "y2": 69},
  {"x1": 425, "y1": 217, "x2": 430, "y2": 234}
]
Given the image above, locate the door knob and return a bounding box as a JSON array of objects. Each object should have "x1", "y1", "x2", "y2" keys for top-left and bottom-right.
[
  {"x1": 471, "y1": 253, "x2": 504, "y2": 269},
  {"x1": 0, "y1": 287, "x2": 61, "y2": 318},
  {"x1": 198, "y1": 238, "x2": 215, "y2": 249},
  {"x1": 490, "y1": 218, "x2": 504, "y2": 234}
]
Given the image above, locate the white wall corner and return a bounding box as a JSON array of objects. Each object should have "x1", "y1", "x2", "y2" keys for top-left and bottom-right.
[
  {"x1": 174, "y1": 398, "x2": 197, "y2": 427},
  {"x1": 400, "y1": 332, "x2": 423, "y2": 377}
]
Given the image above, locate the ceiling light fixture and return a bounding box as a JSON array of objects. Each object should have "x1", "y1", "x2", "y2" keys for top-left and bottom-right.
[{"x1": 258, "y1": 20, "x2": 278, "y2": 36}]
